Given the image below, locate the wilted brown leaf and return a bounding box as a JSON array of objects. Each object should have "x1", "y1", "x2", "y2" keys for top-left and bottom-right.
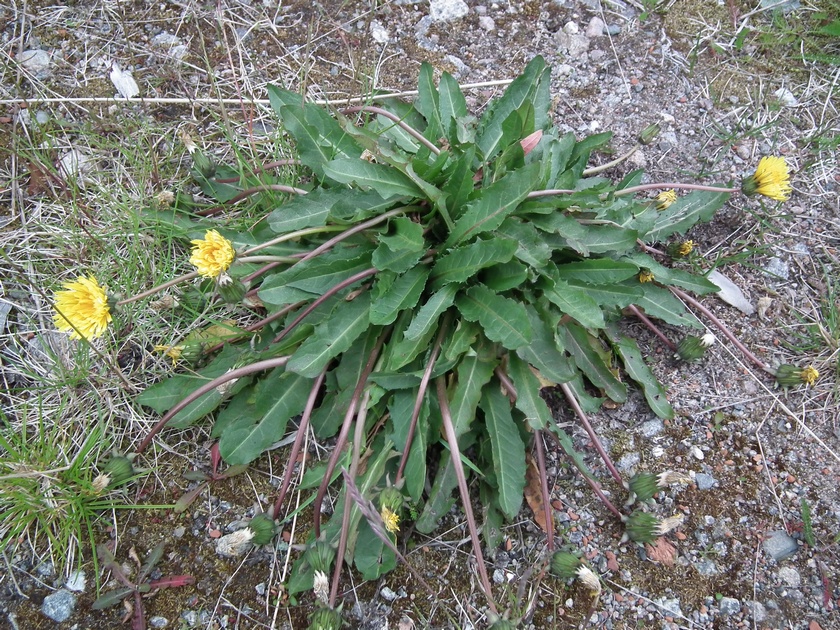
[
  {"x1": 645, "y1": 537, "x2": 677, "y2": 566},
  {"x1": 524, "y1": 452, "x2": 550, "y2": 533}
]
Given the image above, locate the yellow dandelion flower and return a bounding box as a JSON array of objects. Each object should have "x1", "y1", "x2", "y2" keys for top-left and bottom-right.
[
  {"x1": 53, "y1": 276, "x2": 112, "y2": 340},
  {"x1": 154, "y1": 344, "x2": 184, "y2": 367},
  {"x1": 655, "y1": 189, "x2": 677, "y2": 210},
  {"x1": 678, "y1": 240, "x2": 694, "y2": 256},
  {"x1": 741, "y1": 156, "x2": 792, "y2": 202},
  {"x1": 639, "y1": 270, "x2": 655, "y2": 283},
  {"x1": 800, "y1": 365, "x2": 819, "y2": 386},
  {"x1": 381, "y1": 506, "x2": 400, "y2": 534},
  {"x1": 190, "y1": 229, "x2": 235, "y2": 278}
]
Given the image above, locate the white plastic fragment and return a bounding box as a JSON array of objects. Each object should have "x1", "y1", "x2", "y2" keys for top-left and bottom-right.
[
  {"x1": 109, "y1": 63, "x2": 140, "y2": 99},
  {"x1": 708, "y1": 269, "x2": 755, "y2": 315}
]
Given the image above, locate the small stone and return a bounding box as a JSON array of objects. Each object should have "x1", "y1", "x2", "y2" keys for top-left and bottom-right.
[
  {"x1": 773, "y1": 87, "x2": 797, "y2": 107},
  {"x1": 173, "y1": 526, "x2": 186, "y2": 538},
  {"x1": 763, "y1": 530, "x2": 799, "y2": 562},
  {"x1": 64, "y1": 570, "x2": 86, "y2": 592},
  {"x1": 181, "y1": 610, "x2": 199, "y2": 626},
  {"x1": 586, "y1": 17, "x2": 605, "y2": 37},
  {"x1": 718, "y1": 596, "x2": 741, "y2": 616},
  {"x1": 36, "y1": 562, "x2": 55, "y2": 577},
  {"x1": 762, "y1": 257, "x2": 789, "y2": 281},
  {"x1": 606, "y1": 24, "x2": 621, "y2": 35},
  {"x1": 41, "y1": 590, "x2": 76, "y2": 623},
  {"x1": 149, "y1": 616, "x2": 169, "y2": 628},
  {"x1": 429, "y1": 0, "x2": 469, "y2": 22},
  {"x1": 617, "y1": 452, "x2": 640, "y2": 472},
  {"x1": 694, "y1": 558, "x2": 719, "y2": 576},
  {"x1": 152, "y1": 33, "x2": 181, "y2": 47},
  {"x1": 255, "y1": 583, "x2": 266, "y2": 596},
  {"x1": 370, "y1": 20, "x2": 389, "y2": 43},
  {"x1": 760, "y1": 0, "x2": 800, "y2": 13},
  {"x1": 747, "y1": 601, "x2": 767, "y2": 622},
  {"x1": 640, "y1": 419, "x2": 664, "y2": 437},
  {"x1": 493, "y1": 568, "x2": 506, "y2": 584},
  {"x1": 694, "y1": 473, "x2": 717, "y2": 490},
  {"x1": 653, "y1": 597, "x2": 682, "y2": 617},
  {"x1": 690, "y1": 445, "x2": 705, "y2": 461},
  {"x1": 380, "y1": 586, "x2": 398, "y2": 601},
  {"x1": 478, "y1": 16, "x2": 495, "y2": 31},
  {"x1": 777, "y1": 566, "x2": 801, "y2": 587},
  {"x1": 20, "y1": 50, "x2": 52, "y2": 78}
]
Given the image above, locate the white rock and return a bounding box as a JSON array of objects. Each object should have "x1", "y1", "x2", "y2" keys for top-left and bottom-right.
[
  {"x1": 64, "y1": 570, "x2": 86, "y2": 592},
  {"x1": 370, "y1": 20, "x2": 389, "y2": 43},
  {"x1": 20, "y1": 49, "x2": 52, "y2": 78},
  {"x1": 708, "y1": 269, "x2": 755, "y2": 315},
  {"x1": 773, "y1": 87, "x2": 797, "y2": 107},
  {"x1": 109, "y1": 63, "x2": 140, "y2": 99},
  {"x1": 478, "y1": 16, "x2": 495, "y2": 31},
  {"x1": 586, "y1": 17, "x2": 606, "y2": 37},
  {"x1": 57, "y1": 149, "x2": 94, "y2": 185},
  {"x1": 429, "y1": 0, "x2": 469, "y2": 22},
  {"x1": 563, "y1": 21, "x2": 580, "y2": 34},
  {"x1": 690, "y1": 445, "x2": 705, "y2": 461}
]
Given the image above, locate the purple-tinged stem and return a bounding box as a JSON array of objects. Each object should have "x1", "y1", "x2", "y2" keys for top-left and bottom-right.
[
  {"x1": 197, "y1": 184, "x2": 308, "y2": 216},
  {"x1": 341, "y1": 105, "x2": 441, "y2": 155},
  {"x1": 626, "y1": 304, "x2": 677, "y2": 351},
  {"x1": 533, "y1": 430, "x2": 555, "y2": 551},
  {"x1": 213, "y1": 159, "x2": 301, "y2": 183},
  {"x1": 435, "y1": 378, "x2": 498, "y2": 615},
  {"x1": 559, "y1": 382, "x2": 624, "y2": 486},
  {"x1": 615, "y1": 183, "x2": 737, "y2": 196}
]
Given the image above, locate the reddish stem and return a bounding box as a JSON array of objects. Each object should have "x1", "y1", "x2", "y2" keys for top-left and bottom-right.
[{"x1": 626, "y1": 304, "x2": 678, "y2": 351}]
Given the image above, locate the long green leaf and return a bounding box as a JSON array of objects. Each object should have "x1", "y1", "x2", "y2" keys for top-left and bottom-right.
[
  {"x1": 480, "y1": 383, "x2": 525, "y2": 520},
  {"x1": 516, "y1": 305, "x2": 576, "y2": 384},
  {"x1": 634, "y1": 284, "x2": 703, "y2": 328},
  {"x1": 218, "y1": 371, "x2": 311, "y2": 465},
  {"x1": 323, "y1": 158, "x2": 422, "y2": 198},
  {"x1": 415, "y1": 62, "x2": 443, "y2": 141},
  {"x1": 622, "y1": 252, "x2": 719, "y2": 295},
  {"x1": 455, "y1": 285, "x2": 532, "y2": 350},
  {"x1": 430, "y1": 237, "x2": 518, "y2": 289},
  {"x1": 563, "y1": 322, "x2": 627, "y2": 402},
  {"x1": 388, "y1": 389, "x2": 432, "y2": 501},
  {"x1": 554, "y1": 258, "x2": 639, "y2": 285},
  {"x1": 438, "y1": 72, "x2": 468, "y2": 139},
  {"x1": 404, "y1": 285, "x2": 458, "y2": 341},
  {"x1": 287, "y1": 293, "x2": 372, "y2": 377},
  {"x1": 610, "y1": 333, "x2": 674, "y2": 420},
  {"x1": 507, "y1": 354, "x2": 552, "y2": 430},
  {"x1": 370, "y1": 266, "x2": 429, "y2": 325},
  {"x1": 645, "y1": 189, "x2": 730, "y2": 242},
  {"x1": 542, "y1": 278, "x2": 605, "y2": 329},
  {"x1": 444, "y1": 162, "x2": 540, "y2": 246},
  {"x1": 267, "y1": 188, "x2": 334, "y2": 233}
]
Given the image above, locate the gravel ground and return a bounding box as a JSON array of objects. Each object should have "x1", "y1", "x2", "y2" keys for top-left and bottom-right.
[{"x1": 1, "y1": 0, "x2": 839, "y2": 628}]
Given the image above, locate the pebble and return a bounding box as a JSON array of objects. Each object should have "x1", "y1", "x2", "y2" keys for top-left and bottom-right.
[
  {"x1": 763, "y1": 530, "x2": 799, "y2": 562},
  {"x1": 20, "y1": 49, "x2": 52, "y2": 78},
  {"x1": 64, "y1": 569, "x2": 86, "y2": 592},
  {"x1": 640, "y1": 418, "x2": 664, "y2": 437},
  {"x1": 617, "y1": 452, "x2": 640, "y2": 472},
  {"x1": 763, "y1": 257, "x2": 790, "y2": 281},
  {"x1": 149, "y1": 616, "x2": 169, "y2": 628},
  {"x1": 777, "y1": 566, "x2": 801, "y2": 587},
  {"x1": 380, "y1": 586, "x2": 398, "y2": 601},
  {"x1": 478, "y1": 16, "x2": 495, "y2": 31},
  {"x1": 429, "y1": 0, "x2": 469, "y2": 22},
  {"x1": 747, "y1": 600, "x2": 767, "y2": 622},
  {"x1": 174, "y1": 526, "x2": 186, "y2": 538},
  {"x1": 694, "y1": 473, "x2": 717, "y2": 490},
  {"x1": 694, "y1": 558, "x2": 719, "y2": 576},
  {"x1": 690, "y1": 445, "x2": 705, "y2": 461},
  {"x1": 370, "y1": 20, "x2": 390, "y2": 43},
  {"x1": 719, "y1": 596, "x2": 741, "y2": 616},
  {"x1": 773, "y1": 87, "x2": 798, "y2": 107},
  {"x1": 41, "y1": 590, "x2": 76, "y2": 623},
  {"x1": 585, "y1": 16, "x2": 605, "y2": 38}
]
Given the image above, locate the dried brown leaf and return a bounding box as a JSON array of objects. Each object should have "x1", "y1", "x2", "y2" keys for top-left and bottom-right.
[
  {"x1": 524, "y1": 452, "x2": 548, "y2": 533},
  {"x1": 645, "y1": 537, "x2": 677, "y2": 566}
]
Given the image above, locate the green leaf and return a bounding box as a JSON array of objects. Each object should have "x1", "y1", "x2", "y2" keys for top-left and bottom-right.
[
  {"x1": 542, "y1": 277, "x2": 605, "y2": 329},
  {"x1": 554, "y1": 258, "x2": 639, "y2": 285},
  {"x1": 622, "y1": 252, "x2": 719, "y2": 295},
  {"x1": 388, "y1": 389, "x2": 432, "y2": 501},
  {"x1": 218, "y1": 371, "x2": 311, "y2": 465},
  {"x1": 481, "y1": 259, "x2": 528, "y2": 292},
  {"x1": 443, "y1": 318, "x2": 481, "y2": 362},
  {"x1": 456, "y1": 285, "x2": 532, "y2": 350},
  {"x1": 323, "y1": 158, "x2": 422, "y2": 198},
  {"x1": 572, "y1": 224, "x2": 639, "y2": 254},
  {"x1": 480, "y1": 383, "x2": 526, "y2": 520},
  {"x1": 372, "y1": 217, "x2": 426, "y2": 273},
  {"x1": 354, "y1": 520, "x2": 396, "y2": 579},
  {"x1": 287, "y1": 293, "x2": 372, "y2": 377},
  {"x1": 566, "y1": 280, "x2": 642, "y2": 308},
  {"x1": 438, "y1": 72, "x2": 468, "y2": 139},
  {"x1": 266, "y1": 188, "x2": 333, "y2": 233},
  {"x1": 497, "y1": 218, "x2": 552, "y2": 268},
  {"x1": 441, "y1": 147, "x2": 477, "y2": 214},
  {"x1": 370, "y1": 266, "x2": 429, "y2": 325},
  {"x1": 563, "y1": 322, "x2": 626, "y2": 403},
  {"x1": 609, "y1": 332, "x2": 674, "y2": 420},
  {"x1": 515, "y1": 305, "x2": 576, "y2": 384},
  {"x1": 646, "y1": 189, "x2": 730, "y2": 242},
  {"x1": 634, "y1": 283, "x2": 703, "y2": 328},
  {"x1": 404, "y1": 285, "x2": 458, "y2": 341},
  {"x1": 476, "y1": 55, "x2": 548, "y2": 161},
  {"x1": 329, "y1": 189, "x2": 401, "y2": 223},
  {"x1": 415, "y1": 62, "x2": 443, "y2": 141},
  {"x1": 546, "y1": 424, "x2": 595, "y2": 480},
  {"x1": 444, "y1": 162, "x2": 540, "y2": 246},
  {"x1": 430, "y1": 237, "x2": 518, "y2": 289},
  {"x1": 507, "y1": 354, "x2": 552, "y2": 430}
]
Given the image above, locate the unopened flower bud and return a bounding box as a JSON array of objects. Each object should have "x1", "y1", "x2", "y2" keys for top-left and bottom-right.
[
  {"x1": 550, "y1": 551, "x2": 583, "y2": 579},
  {"x1": 216, "y1": 273, "x2": 246, "y2": 304},
  {"x1": 624, "y1": 510, "x2": 659, "y2": 544},
  {"x1": 628, "y1": 472, "x2": 660, "y2": 503},
  {"x1": 103, "y1": 454, "x2": 136, "y2": 488},
  {"x1": 638, "y1": 123, "x2": 661, "y2": 145},
  {"x1": 676, "y1": 334, "x2": 714, "y2": 362},
  {"x1": 305, "y1": 540, "x2": 336, "y2": 574},
  {"x1": 247, "y1": 513, "x2": 277, "y2": 546},
  {"x1": 191, "y1": 149, "x2": 217, "y2": 179},
  {"x1": 307, "y1": 606, "x2": 343, "y2": 630}
]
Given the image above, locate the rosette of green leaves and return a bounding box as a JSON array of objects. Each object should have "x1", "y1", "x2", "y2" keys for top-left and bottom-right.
[{"x1": 138, "y1": 56, "x2": 729, "y2": 583}]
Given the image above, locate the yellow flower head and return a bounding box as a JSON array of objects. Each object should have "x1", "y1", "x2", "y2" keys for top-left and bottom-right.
[
  {"x1": 678, "y1": 240, "x2": 694, "y2": 256},
  {"x1": 655, "y1": 189, "x2": 677, "y2": 210},
  {"x1": 154, "y1": 344, "x2": 184, "y2": 367},
  {"x1": 53, "y1": 276, "x2": 112, "y2": 340},
  {"x1": 800, "y1": 365, "x2": 819, "y2": 386},
  {"x1": 639, "y1": 270, "x2": 655, "y2": 283},
  {"x1": 381, "y1": 506, "x2": 400, "y2": 534},
  {"x1": 190, "y1": 229, "x2": 235, "y2": 278},
  {"x1": 741, "y1": 156, "x2": 792, "y2": 201}
]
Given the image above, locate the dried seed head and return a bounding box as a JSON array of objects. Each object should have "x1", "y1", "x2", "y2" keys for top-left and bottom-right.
[
  {"x1": 215, "y1": 529, "x2": 254, "y2": 557},
  {"x1": 576, "y1": 565, "x2": 602, "y2": 594}
]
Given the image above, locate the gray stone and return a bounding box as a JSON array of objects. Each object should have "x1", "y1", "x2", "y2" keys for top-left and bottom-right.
[
  {"x1": 747, "y1": 600, "x2": 767, "y2": 622},
  {"x1": 149, "y1": 616, "x2": 169, "y2": 628},
  {"x1": 478, "y1": 16, "x2": 495, "y2": 31},
  {"x1": 152, "y1": 32, "x2": 181, "y2": 47},
  {"x1": 181, "y1": 610, "x2": 199, "y2": 626},
  {"x1": 719, "y1": 596, "x2": 740, "y2": 616},
  {"x1": 777, "y1": 566, "x2": 801, "y2": 587},
  {"x1": 694, "y1": 473, "x2": 718, "y2": 490},
  {"x1": 41, "y1": 590, "x2": 76, "y2": 623},
  {"x1": 586, "y1": 16, "x2": 605, "y2": 37},
  {"x1": 760, "y1": 0, "x2": 800, "y2": 13},
  {"x1": 653, "y1": 597, "x2": 682, "y2": 617},
  {"x1": 64, "y1": 569, "x2": 86, "y2": 592},
  {"x1": 617, "y1": 452, "x2": 640, "y2": 472},
  {"x1": 763, "y1": 530, "x2": 799, "y2": 561},
  {"x1": 763, "y1": 257, "x2": 789, "y2": 280},
  {"x1": 380, "y1": 586, "x2": 398, "y2": 601},
  {"x1": 20, "y1": 49, "x2": 52, "y2": 78},
  {"x1": 693, "y1": 558, "x2": 719, "y2": 576},
  {"x1": 429, "y1": 0, "x2": 469, "y2": 22},
  {"x1": 35, "y1": 111, "x2": 50, "y2": 124},
  {"x1": 639, "y1": 418, "x2": 664, "y2": 437}
]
